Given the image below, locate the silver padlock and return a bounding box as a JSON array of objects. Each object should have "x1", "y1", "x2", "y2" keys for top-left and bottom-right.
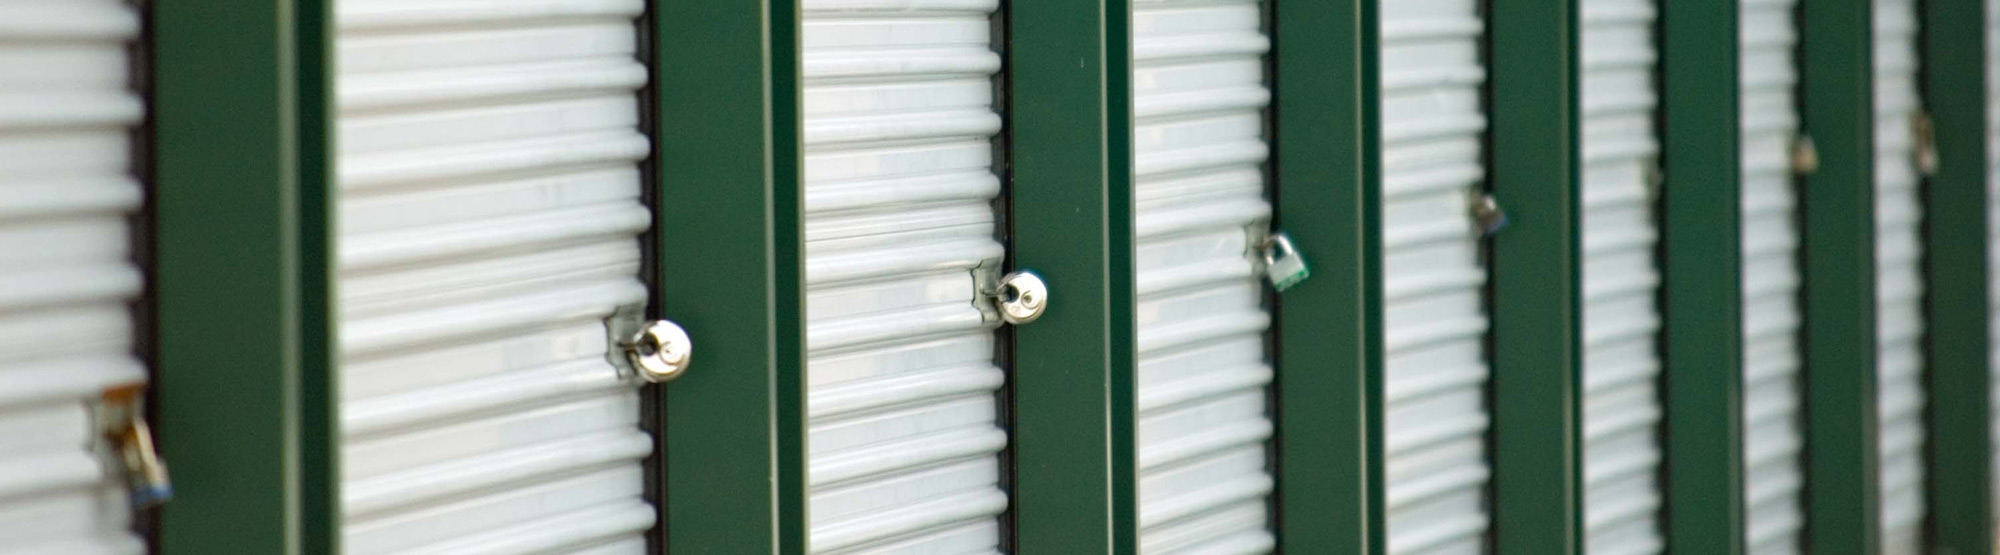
[
  {"x1": 1472, "y1": 193, "x2": 1508, "y2": 236},
  {"x1": 625, "y1": 320, "x2": 693, "y2": 383},
  {"x1": 992, "y1": 271, "x2": 1050, "y2": 325},
  {"x1": 1791, "y1": 134, "x2": 1820, "y2": 175},
  {"x1": 118, "y1": 416, "x2": 172, "y2": 508},
  {"x1": 100, "y1": 384, "x2": 171, "y2": 509},
  {"x1": 1262, "y1": 232, "x2": 1310, "y2": 292},
  {"x1": 1912, "y1": 113, "x2": 1938, "y2": 176}
]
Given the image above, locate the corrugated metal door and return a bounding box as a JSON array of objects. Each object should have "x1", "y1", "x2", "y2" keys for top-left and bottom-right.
[
  {"x1": 334, "y1": 1, "x2": 658, "y2": 552},
  {"x1": 1379, "y1": 0, "x2": 1492, "y2": 552},
  {"x1": 1873, "y1": 0, "x2": 1928, "y2": 552},
  {"x1": 1131, "y1": 0, "x2": 1278, "y2": 552},
  {"x1": 1739, "y1": 0, "x2": 1808, "y2": 552},
  {"x1": 801, "y1": 1, "x2": 1013, "y2": 552},
  {"x1": 1578, "y1": 1, "x2": 1666, "y2": 553},
  {"x1": 0, "y1": 1, "x2": 150, "y2": 553}
]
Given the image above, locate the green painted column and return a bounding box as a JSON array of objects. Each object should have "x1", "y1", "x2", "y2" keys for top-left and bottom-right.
[
  {"x1": 1010, "y1": 0, "x2": 1134, "y2": 552},
  {"x1": 653, "y1": 0, "x2": 806, "y2": 551},
  {"x1": 1660, "y1": 0, "x2": 1747, "y2": 552},
  {"x1": 1920, "y1": 0, "x2": 1994, "y2": 551},
  {"x1": 152, "y1": 0, "x2": 338, "y2": 552},
  {"x1": 1489, "y1": 0, "x2": 1585, "y2": 552},
  {"x1": 1799, "y1": 0, "x2": 1881, "y2": 551},
  {"x1": 1272, "y1": 0, "x2": 1372, "y2": 552}
]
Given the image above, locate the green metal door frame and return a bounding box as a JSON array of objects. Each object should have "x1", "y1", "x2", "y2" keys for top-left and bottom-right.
[
  {"x1": 1271, "y1": 0, "x2": 1374, "y2": 553},
  {"x1": 1489, "y1": 0, "x2": 1586, "y2": 552},
  {"x1": 1659, "y1": 0, "x2": 1748, "y2": 553},
  {"x1": 652, "y1": 0, "x2": 808, "y2": 551},
  {"x1": 1009, "y1": 0, "x2": 1135, "y2": 552},
  {"x1": 1799, "y1": 0, "x2": 1881, "y2": 551},
  {"x1": 1919, "y1": 0, "x2": 1993, "y2": 551},
  {"x1": 1359, "y1": 1, "x2": 1390, "y2": 553},
  {"x1": 151, "y1": 0, "x2": 338, "y2": 552}
]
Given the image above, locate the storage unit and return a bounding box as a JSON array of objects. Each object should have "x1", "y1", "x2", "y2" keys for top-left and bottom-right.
[
  {"x1": 333, "y1": 1, "x2": 659, "y2": 551},
  {"x1": 1872, "y1": 0, "x2": 1929, "y2": 552},
  {"x1": 800, "y1": 1, "x2": 1013, "y2": 552},
  {"x1": 1740, "y1": 0, "x2": 1809, "y2": 551},
  {"x1": 1577, "y1": 0, "x2": 1666, "y2": 552},
  {"x1": 1130, "y1": 1, "x2": 1279, "y2": 552},
  {"x1": 1379, "y1": 0, "x2": 1492, "y2": 552},
  {"x1": 0, "y1": 0, "x2": 151, "y2": 553},
  {"x1": 27, "y1": 0, "x2": 2000, "y2": 552}
]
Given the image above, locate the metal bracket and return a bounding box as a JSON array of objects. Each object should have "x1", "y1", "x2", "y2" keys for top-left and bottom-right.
[
  {"x1": 971, "y1": 258, "x2": 1005, "y2": 324},
  {"x1": 1643, "y1": 155, "x2": 1664, "y2": 202},
  {"x1": 605, "y1": 303, "x2": 648, "y2": 382}
]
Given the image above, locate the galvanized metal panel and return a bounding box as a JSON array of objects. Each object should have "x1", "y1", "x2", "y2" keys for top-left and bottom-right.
[
  {"x1": 1380, "y1": 0, "x2": 1492, "y2": 552},
  {"x1": 1578, "y1": 2, "x2": 1665, "y2": 553},
  {"x1": 334, "y1": 1, "x2": 657, "y2": 552},
  {"x1": 799, "y1": 2, "x2": 1011, "y2": 553},
  {"x1": 0, "y1": 1, "x2": 149, "y2": 553},
  {"x1": 1739, "y1": 1, "x2": 1807, "y2": 553},
  {"x1": 1872, "y1": 0, "x2": 1927, "y2": 552},
  {"x1": 1130, "y1": 1, "x2": 1278, "y2": 553}
]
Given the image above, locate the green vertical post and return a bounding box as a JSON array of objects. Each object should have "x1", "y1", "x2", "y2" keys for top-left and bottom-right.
[
  {"x1": 1360, "y1": 1, "x2": 1388, "y2": 552},
  {"x1": 1488, "y1": 0, "x2": 1585, "y2": 553},
  {"x1": 1008, "y1": 0, "x2": 1136, "y2": 551},
  {"x1": 1271, "y1": 0, "x2": 1372, "y2": 552},
  {"x1": 1659, "y1": 0, "x2": 1747, "y2": 553},
  {"x1": 296, "y1": 1, "x2": 336, "y2": 551},
  {"x1": 152, "y1": 0, "x2": 338, "y2": 552},
  {"x1": 1010, "y1": 0, "x2": 1134, "y2": 551},
  {"x1": 1109, "y1": 4, "x2": 1136, "y2": 553},
  {"x1": 1920, "y1": 0, "x2": 1993, "y2": 551},
  {"x1": 1799, "y1": 0, "x2": 1880, "y2": 551},
  {"x1": 653, "y1": 0, "x2": 806, "y2": 551}
]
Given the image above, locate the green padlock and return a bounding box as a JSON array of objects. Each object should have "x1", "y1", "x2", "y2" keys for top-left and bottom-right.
[{"x1": 1263, "y1": 231, "x2": 1310, "y2": 292}]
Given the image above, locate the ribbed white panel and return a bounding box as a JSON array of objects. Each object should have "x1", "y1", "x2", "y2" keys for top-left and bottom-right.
[
  {"x1": 1578, "y1": 2, "x2": 1665, "y2": 554},
  {"x1": 0, "y1": 1, "x2": 148, "y2": 554},
  {"x1": 1131, "y1": 1, "x2": 1277, "y2": 553},
  {"x1": 1740, "y1": 0, "x2": 1807, "y2": 552},
  {"x1": 800, "y1": 2, "x2": 1010, "y2": 553},
  {"x1": 1380, "y1": 0, "x2": 1491, "y2": 553},
  {"x1": 334, "y1": 2, "x2": 656, "y2": 553},
  {"x1": 1873, "y1": 0, "x2": 1927, "y2": 553}
]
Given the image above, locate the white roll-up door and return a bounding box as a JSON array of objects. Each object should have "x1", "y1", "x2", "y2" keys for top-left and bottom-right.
[
  {"x1": 1578, "y1": 1, "x2": 1665, "y2": 553},
  {"x1": 0, "y1": 1, "x2": 150, "y2": 553},
  {"x1": 800, "y1": 1, "x2": 1012, "y2": 552},
  {"x1": 334, "y1": 1, "x2": 657, "y2": 552},
  {"x1": 1739, "y1": 0, "x2": 1808, "y2": 552},
  {"x1": 1379, "y1": 0, "x2": 1492, "y2": 552},
  {"x1": 1872, "y1": 0, "x2": 1927, "y2": 552},
  {"x1": 1131, "y1": 1, "x2": 1278, "y2": 553}
]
